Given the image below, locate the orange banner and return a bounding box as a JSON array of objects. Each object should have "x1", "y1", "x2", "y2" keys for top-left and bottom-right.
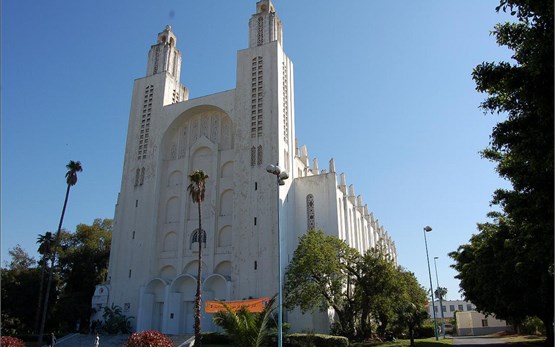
[{"x1": 205, "y1": 297, "x2": 270, "y2": 313}]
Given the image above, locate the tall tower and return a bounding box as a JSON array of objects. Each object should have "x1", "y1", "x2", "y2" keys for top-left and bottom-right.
[
  {"x1": 231, "y1": 0, "x2": 295, "y2": 301},
  {"x1": 106, "y1": 25, "x2": 188, "y2": 325}
]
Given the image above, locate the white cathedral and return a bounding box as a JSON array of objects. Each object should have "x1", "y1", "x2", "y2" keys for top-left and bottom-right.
[{"x1": 93, "y1": 0, "x2": 397, "y2": 334}]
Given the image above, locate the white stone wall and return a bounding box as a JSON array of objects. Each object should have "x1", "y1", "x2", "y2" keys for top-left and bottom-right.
[{"x1": 104, "y1": 0, "x2": 397, "y2": 335}]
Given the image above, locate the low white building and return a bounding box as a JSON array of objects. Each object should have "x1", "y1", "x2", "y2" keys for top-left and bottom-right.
[
  {"x1": 428, "y1": 299, "x2": 476, "y2": 319},
  {"x1": 97, "y1": 0, "x2": 397, "y2": 335},
  {"x1": 455, "y1": 311, "x2": 512, "y2": 336}
]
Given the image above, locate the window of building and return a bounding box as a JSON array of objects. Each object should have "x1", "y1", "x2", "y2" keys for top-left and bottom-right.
[
  {"x1": 307, "y1": 194, "x2": 315, "y2": 230},
  {"x1": 251, "y1": 146, "x2": 256, "y2": 167},
  {"x1": 191, "y1": 229, "x2": 206, "y2": 246},
  {"x1": 467, "y1": 304, "x2": 473, "y2": 311},
  {"x1": 458, "y1": 304, "x2": 464, "y2": 311},
  {"x1": 257, "y1": 145, "x2": 263, "y2": 166},
  {"x1": 442, "y1": 306, "x2": 446, "y2": 312},
  {"x1": 450, "y1": 305, "x2": 455, "y2": 312},
  {"x1": 481, "y1": 319, "x2": 488, "y2": 327}
]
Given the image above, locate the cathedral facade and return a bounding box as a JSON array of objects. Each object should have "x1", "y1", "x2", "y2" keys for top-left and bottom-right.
[{"x1": 99, "y1": 0, "x2": 397, "y2": 334}]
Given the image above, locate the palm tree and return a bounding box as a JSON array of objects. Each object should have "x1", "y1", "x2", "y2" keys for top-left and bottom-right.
[
  {"x1": 213, "y1": 296, "x2": 276, "y2": 347},
  {"x1": 434, "y1": 287, "x2": 447, "y2": 301},
  {"x1": 397, "y1": 302, "x2": 428, "y2": 347},
  {"x1": 34, "y1": 232, "x2": 54, "y2": 333},
  {"x1": 187, "y1": 169, "x2": 209, "y2": 347},
  {"x1": 38, "y1": 160, "x2": 82, "y2": 345}
]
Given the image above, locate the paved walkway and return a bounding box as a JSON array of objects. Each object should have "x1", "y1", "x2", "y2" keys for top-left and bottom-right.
[
  {"x1": 452, "y1": 335, "x2": 509, "y2": 346},
  {"x1": 53, "y1": 333, "x2": 193, "y2": 347}
]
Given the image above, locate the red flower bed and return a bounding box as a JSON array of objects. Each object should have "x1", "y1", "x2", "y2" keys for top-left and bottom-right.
[
  {"x1": 125, "y1": 330, "x2": 175, "y2": 347},
  {"x1": 0, "y1": 336, "x2": 25, "y2": 347}
]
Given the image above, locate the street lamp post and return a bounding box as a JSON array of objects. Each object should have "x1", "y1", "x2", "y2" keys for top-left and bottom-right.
[
  {"x1": 434, "y1": 256, "x2": 446, "y2": 338},
  {"x1": 423, "y1": 226, "x2": 439, "y2": 341},
  {"x1": 266, "y1": 164, "x2": 288, "y2": 347}
]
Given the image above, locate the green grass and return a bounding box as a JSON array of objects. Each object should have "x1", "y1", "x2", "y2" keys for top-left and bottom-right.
[
  {"x1": 352, "y1": 337, "x2": 452, "y2": 347},
  {"x1": 500, "y1": 334, "x2": 546, "y2": 346}
]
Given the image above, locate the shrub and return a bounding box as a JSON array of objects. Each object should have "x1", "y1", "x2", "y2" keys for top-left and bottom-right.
[
  {"x1": 0, "y1": 336, "x2": 25, "y2": 347},
  {"x1": 102, "y1": 304, "x2": 134, "y2": 334},
  {"x1": 201, "y1": 332, "x2": 232, "y2": 344},
  {"x1": 520, "y1": 316, "x2": 545, "y2": 335},
  {"x1": 125, "y1": 330, "x2": 175, "y2": 347},
  {"x1": 415, "y1": 324, "x2": 436, "y2": 338},
  {"x1": 284, "y1": 333, "x2": 349, "y2": 347}
]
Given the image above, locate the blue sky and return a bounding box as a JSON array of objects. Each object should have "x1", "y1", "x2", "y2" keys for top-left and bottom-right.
[{"x1": 2, "y1": 1, "x2": 514, "y2": 301}]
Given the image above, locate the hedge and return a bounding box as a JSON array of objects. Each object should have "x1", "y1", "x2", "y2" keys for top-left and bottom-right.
[{"x1": 284, "y1": 333, "x2": 349, "y2": 347}]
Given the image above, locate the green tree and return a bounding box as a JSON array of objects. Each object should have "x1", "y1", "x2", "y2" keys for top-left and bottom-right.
[
  {"x1": 212, "y1": 296, "x2": 276, "y2": 347},
  {"x1": 450, "y1": 213, "x2": 542, "y2": 328},
  {"x1": 394, "y1": 270, "x2": 429, "y2": 346},
  {"x1": 452, "y1": 0, "x2": 553, "y2": 343},
  {"x1": 434, "y1": 287, "x2": 447, "y2": 301},
  {"x1": 102, "y1": 304, "x2": 133, "y2": 334},
  {"x1": 351, "y1": 247, "x2": 398, "y2": 338},
  {"x1": 284, "y1": 229, "x2": 359, "y2": 337},
  {"x1": 39, "y1": 160, "x2": 83, "y2": 344},
  {"x1": 55, "y1": 219, "x2": 112, "y2": 331},
  {"x1": 187, "y1": 169, "x2": 209, "y2": 347},
  {"x1": 1, "y1": 245, "x2": 42, "y2": 335}
]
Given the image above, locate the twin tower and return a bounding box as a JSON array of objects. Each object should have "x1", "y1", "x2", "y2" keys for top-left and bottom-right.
[{"x1": 93, "y1": 0, "x2": 397, "y2": 334}]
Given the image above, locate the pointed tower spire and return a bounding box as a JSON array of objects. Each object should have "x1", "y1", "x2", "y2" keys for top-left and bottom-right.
[
  {"x1": 146, "y1": 25, "x2": 182, "y2": 80},
  {"x1": 249, "y1": 0, "x2": 283, "y2": 48}
]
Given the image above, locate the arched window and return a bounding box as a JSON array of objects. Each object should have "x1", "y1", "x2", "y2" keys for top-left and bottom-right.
[
  {"x1": 307, "y1": 194, "x2": 315, "y2": 230},
  {"x1": 257, "y1": 145, "x2": 263, "y2": 166},
  {"x1": 251, "y1": 146, "x2": 256, "y2": 167},
  {"x1": 135, "y1": 168, "x2": 140, "y2": 186},
  {"x1": 191, "y1": 229, "x2": 207, "y2": 247},
  {"x1": 140, "y1": 167, "x2": 145, "y2": 185},
  {"x1": 257, "y1": 17, "x2": 264, "y2": 46}
]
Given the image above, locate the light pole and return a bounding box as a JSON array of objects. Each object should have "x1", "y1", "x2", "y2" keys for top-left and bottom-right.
[
  {"x1": 423, "y1": 226, "x2": 439, "y2": 341},
  {"x1": 434, "y1": 256, "x2": 446, "y2": 338},
  {"x1": 266, "y1": 164, "x2": 288, "y2": 347}
]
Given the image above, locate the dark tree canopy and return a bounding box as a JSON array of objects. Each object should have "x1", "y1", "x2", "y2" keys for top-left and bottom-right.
[
  {"x1": 1, "y1": 219, "x2": 112, "y2": 336},
  {"x1": 451, "y1": 0, "x2": 553, "y2": 344}
]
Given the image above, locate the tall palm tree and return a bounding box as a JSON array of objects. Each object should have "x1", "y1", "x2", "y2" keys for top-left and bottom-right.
[
  {"x1": 434, "y1": 287, "x2": 447, "y2": 301},
  {"x1": 34, "y1": 232, "x2": 54, "y2": 333},
  {"x1": 187, "y1": 169, "x2": 209, "y2": 347},
  {"x1": 38, "y1": 160, "x2": 82, "y2": 345}
]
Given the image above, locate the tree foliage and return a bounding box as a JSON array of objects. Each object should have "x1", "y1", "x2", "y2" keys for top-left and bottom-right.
[
  {"x1": 352, "y1": 248, "x2": 399, "y2": 338},
  {"x1": 284, "y1": 230, "x2": 428, "y2": 339},
  {"x1": 212, "y1": 296, "x2": 276, "y2": 347},
  {"x1": 394, "y1": 270, "x2": 429, "y2": 346},
  {"x1": 434, "y1": 287, "x2": 447, "y2": 301},
  {"x1": 101, "y1": 304, "x2": 134, "y2": 334},
  {"x1": 55, "y1": 219, "x2": 112, "y2": 331},
  {"x1": 1, "y1": 247, "x2": 45, "y2": 335},
  {"x1": 284, "y1": 229, "x2": 358, "y2": 336},
  {"x1": 1, "y1": 219, "x2": 112, "y2": 337},
  {"x1": 451, "y1": 0, "x2": 553, "y2": 344}
]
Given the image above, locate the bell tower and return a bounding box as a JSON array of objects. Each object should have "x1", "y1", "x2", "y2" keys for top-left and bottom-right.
[
  {"x1": 249, "y1": 0, "x2": 283, "y2": 48},
  {"x1": 146, "y1": 25, "x2": 182, "y2": 80}
]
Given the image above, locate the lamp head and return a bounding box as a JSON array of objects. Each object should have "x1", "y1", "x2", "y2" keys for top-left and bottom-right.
[
  {"x1": 278, "y1": 171, "x2": 289, "y2": 180},
  {"x1": 434, "y1": 256, "x2": 439, "y2": 260},
  {"x1": 266, "y1": 164, "x2": 281, "y2": 175},
  {"x1": 424, "y1": 226, "x2": 432, "y2": 232}
]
